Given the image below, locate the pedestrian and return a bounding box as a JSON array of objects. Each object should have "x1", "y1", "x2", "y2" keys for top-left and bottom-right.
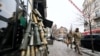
[
  {"x1": 67, "y1": 30, "x2": 74, "y2": 49},
  {"x1": 73, "y1": 28, "x2": 82, "y2": 55}
]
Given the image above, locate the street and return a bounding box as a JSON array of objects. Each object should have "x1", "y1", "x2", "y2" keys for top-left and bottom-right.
[{"x1": 48, "y1": 40, "x2": 90, "y2": 56}]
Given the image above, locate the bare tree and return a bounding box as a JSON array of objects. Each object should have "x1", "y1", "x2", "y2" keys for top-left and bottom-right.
[{"x1": 73, "y1": 13, "x2": 88, "y2": 26}]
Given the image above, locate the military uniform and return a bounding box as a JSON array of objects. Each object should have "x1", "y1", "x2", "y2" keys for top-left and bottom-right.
[{"x1": 73, "y1": 32, "x2": 82, "y2": 55}]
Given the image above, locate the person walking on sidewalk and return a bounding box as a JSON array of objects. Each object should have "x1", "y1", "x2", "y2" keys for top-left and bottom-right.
[
  {"x1": 73, "y1": 28, "x2": 82, "y2": 55},
  {"x1": 67, "y1": 30, "x2": 74, "y2": 49}
]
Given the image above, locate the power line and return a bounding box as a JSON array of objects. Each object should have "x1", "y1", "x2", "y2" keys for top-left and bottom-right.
[
  {"x1": 68, "y1": 0, "x2": 87, "y2": 19},
  {"x1": 68, "y1": 0, "x2": 82, "y2": 13}
]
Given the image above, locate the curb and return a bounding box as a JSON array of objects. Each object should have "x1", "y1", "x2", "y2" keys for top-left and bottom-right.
[
  {"x1": 82, "y1": 50, "x2": 95, "y2": 56},
  {"x1": 81, "y1": 47, "x2": 100, "y2": 56}
]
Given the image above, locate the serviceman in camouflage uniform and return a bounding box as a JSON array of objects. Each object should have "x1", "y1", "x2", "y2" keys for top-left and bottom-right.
[{"x1": 73, "y1": 28, "x2": 82, "y2": 55}]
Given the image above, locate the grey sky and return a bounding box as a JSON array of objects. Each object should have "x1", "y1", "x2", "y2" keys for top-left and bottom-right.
[{"x1": 47, "y1": 0, "x2": 84, "y2": 32}]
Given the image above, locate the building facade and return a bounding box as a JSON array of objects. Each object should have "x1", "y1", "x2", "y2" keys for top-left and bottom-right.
[
  {"x1": 52, "y1": 25, "x2": 68, "y2": 38},
  {"x1": 51, "y1": 24, "x2": 57, "y2": 38},
  {"x1": 82, "y1": 0, "x2": 100, "y2": 35},
  {"x1": 58, "y1": 26, "x2": 68, "y2": 37}
]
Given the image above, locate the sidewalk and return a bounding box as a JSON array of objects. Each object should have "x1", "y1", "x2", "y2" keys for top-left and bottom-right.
[
  {"x1": 48, "y1": 40, "x2": 89, "y2": 56},
  {"x1": 81, "y1": 47, "x2": 100, "y2": 56}
]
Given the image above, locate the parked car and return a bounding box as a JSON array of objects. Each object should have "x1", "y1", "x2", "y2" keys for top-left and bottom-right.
[
  {"x1": 47, "y1": 35, "x2": 54, "y2": 45},
  {"x1": 81, "y1": 35, "x2": 100, "y2": 51},
  {"x1": 56, "y1": 34, "x2": 65, "y2": 41},
  {"x1": 56, "y1": 37, "x2": 64, "y2": 41}
]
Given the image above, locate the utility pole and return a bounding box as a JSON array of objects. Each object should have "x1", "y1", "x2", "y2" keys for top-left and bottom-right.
[{"x1": 68, "y1": 0, "x2": 94, "y2": 53}]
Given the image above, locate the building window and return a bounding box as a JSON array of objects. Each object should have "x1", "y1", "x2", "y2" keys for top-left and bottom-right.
[
  {"x1": 95, "y1": 0, "x2": 99, "y2": 8},
  {"x1": 95, "y1": 10, "x2": 100, "y2": 18},
  {"x1": 96, "y1": 22, "x2": 100, "y2": 27},
  {"x1": 84, "y1": 21, "x2": 88, "y2": 25}
]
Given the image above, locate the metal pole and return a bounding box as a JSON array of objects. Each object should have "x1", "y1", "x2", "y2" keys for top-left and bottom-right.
[{"x1": 12, "y1": 0, "x2": 19, "y2": 48}]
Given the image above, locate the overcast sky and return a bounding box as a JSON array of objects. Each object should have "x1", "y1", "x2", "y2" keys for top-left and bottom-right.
[{"x1": 47, "y1": 0, "x2": 84, "y2": 32}]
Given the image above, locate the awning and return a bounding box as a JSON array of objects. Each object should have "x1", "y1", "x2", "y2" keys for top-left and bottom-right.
[
  {"x1": 82, "y1": 28, "x2": 100, "y2": 35},
  {"x1": 43, "y1": 19, "x2": 53, "y2": 28}
]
